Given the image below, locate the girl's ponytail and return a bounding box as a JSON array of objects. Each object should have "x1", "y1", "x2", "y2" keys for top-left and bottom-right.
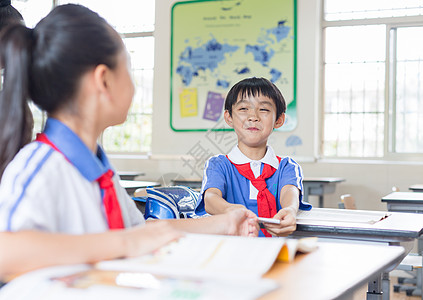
[{"x1": 0, "y1": 24, "x2": 34, "y2": 178}]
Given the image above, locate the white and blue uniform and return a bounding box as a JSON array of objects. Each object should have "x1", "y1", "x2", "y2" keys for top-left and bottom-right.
[
  {"x1": 197, "y1": 146, "x2": 311, "y2": 236},
  {"x1": 0, "y1": 118, "x2": 144, "y2": 233}
]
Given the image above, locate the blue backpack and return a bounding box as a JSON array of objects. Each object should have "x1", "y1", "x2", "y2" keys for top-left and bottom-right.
[{"x1": 143, "y1": 186, "x2": 208, "y2": 220}]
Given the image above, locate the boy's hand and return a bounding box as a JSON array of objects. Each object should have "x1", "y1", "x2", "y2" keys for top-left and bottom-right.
[
  {"x1": 264, "y1": 207, "x2": 297, "y2": 237},
  {"x1": 225, "y1": 208, "x2": 259, "y2": 237}
]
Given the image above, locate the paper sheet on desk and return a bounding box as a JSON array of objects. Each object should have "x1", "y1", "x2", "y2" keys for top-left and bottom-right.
[
  {"x1": 297, "y1": 208, "x2": 391, "y2": 224},
  {"x1": 97, "y1": 233, "x2": 285, "y2": 281}
]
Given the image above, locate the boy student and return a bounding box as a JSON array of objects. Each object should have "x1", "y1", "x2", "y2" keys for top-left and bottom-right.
[
  {"x1": 0, "y1": 4, "x2": 259, "y2": 279},
  {"x1": 200, "y1": 77, "x2": 311, "y2": 237}
]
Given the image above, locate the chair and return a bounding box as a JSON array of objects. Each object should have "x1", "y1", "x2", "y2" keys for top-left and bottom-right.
[
  {"x1": 392, "y1": 186, "x2": 400, "y2": 192},
  {"x1": 143, "y1": 186, "x2": 208, "y2": 220},
  {"x1": 338, "y1": 194, "x2": 356, "y2": 210}
]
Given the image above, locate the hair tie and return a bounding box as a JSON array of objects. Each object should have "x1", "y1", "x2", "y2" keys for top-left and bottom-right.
[{"x1": 0, "y1": 0, "x2": 11, "y2": 8}]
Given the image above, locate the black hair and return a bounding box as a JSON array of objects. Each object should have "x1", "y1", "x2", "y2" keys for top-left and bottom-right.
[
  {"x1": 0, "y1": 0, "x2": 24, "y2": 31},
  {"x1": 0, "y1": 4, "x2": 123, "y2": 177},
  {"x1": 224, "y1": 77, "x2": 286, "y2": 119},
  {"x1": 0, "y1": 0, "x2": 30, "y2": 178}
]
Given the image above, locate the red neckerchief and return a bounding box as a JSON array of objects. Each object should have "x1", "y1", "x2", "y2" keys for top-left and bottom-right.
[
  {"x1": 227, "y1": 155, "x2": 281, "y2": 237},
  {"x1": 36, "y1": 133, "x2": 124, "y2": 230}
]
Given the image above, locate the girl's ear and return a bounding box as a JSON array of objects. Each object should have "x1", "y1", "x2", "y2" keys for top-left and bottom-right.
[
  {"x1": 93, "y1": 64, "x2": 110, "y2": 96},
  {"x1": 224, "y1": 110, "x2": 234, "y2": 128},
  {"x1": 274, "y1": 113, "x2": 285, "y2": 129}
]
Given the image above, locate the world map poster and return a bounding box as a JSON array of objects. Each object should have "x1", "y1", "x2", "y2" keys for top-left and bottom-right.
[{"x1": 170, "y1": 0, "x2": 297, "y2": 131}]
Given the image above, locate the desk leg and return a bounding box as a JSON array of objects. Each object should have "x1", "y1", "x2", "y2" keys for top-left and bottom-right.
[
  {"x1": 416, "y1": 265, "x2": 423, "y2": 299},
  {"x1": 303, "y1": 187, "x2": 310, "y2": 204},
  {"x1": 382, "y1": 272, "x2": 390, "y2": 300},
  {"x1": 319, "y1": 195, "x2": 324, "y2": 208},
  {"x1": 418, "y1": 237, "x2": 423, "y2": 299},
  {"x1": 367, "y1": 274, "x2": 383, "y2": 300}
]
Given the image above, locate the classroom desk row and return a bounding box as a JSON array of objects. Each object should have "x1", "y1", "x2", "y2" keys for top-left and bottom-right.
[
  {"x1": 381, "y1": 190, "x2": 423, "y2": 297},
  {"x1": 120, "y1": 178, "x2": 423, "y2": 299},
  {"x1": 2, "y1": 207, "x2": 423, "y2": 299},
  {"x1": 0, "y1": 241, "x2": 405, "y2": 300},
  {"x1": 120, "y1": 179, "x2": 423, "y2": 298},
  {"x1": 3, "y1": 180, "x2": 418, "y2": 299},
  {"x1": 293, "y1": 207, "x2": 423, "y2": 300}
]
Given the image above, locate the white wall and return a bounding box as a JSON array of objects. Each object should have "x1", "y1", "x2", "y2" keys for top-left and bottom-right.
[
  {"x1": 151, "y1": 0, "x2": 319, "y2": 159},
  {"x1": 111, "y1": 0, "x2": 423, "y2": 211}
]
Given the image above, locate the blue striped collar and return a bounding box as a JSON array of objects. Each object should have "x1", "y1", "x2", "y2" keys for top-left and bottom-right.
[{"x1": 41, "y1": 118, "x2": 112, "y2": 182}]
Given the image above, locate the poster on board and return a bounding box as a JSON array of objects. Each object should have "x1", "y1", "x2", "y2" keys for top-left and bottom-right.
[{"x1": 170, "y1": 0, "x2": 297, "y2": 132}]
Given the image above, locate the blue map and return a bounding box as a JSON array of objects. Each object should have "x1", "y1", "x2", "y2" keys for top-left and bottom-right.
[
  {"x1": 176, "y1": 38, "x2": 239, "y2": 86},
  {"x1": 245, "y1": 44, "x2": 275, "y2": 67},
  {"x1": 176, "y1": 21, "x2": 290, "y2": 88},
  {"x1": 267, "y1": 20, "x2": 290, "y2": 42}
]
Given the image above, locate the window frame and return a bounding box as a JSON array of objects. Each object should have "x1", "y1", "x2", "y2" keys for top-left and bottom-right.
[
  {"x1": 18, "y1": 0, "x2": 155, "y2": 155},
  {"x1": 321, "y1": 11, "x2": 423, "y2": 161},
  {"x1": 100, "y1": 30, "x2": 155, "y2": 156}
]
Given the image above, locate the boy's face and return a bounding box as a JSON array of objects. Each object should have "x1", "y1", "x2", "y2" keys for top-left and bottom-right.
[{"x1": 224, "y1": 93, "x2": 285, "y2": 150}]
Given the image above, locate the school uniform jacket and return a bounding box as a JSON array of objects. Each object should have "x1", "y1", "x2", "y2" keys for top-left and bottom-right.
[
  {"x1": 0, "y1": 118, "x2": 144, "y2": 233},
  {"x1": 198, "y1": 145, "x2": 311, "y2": 236}
]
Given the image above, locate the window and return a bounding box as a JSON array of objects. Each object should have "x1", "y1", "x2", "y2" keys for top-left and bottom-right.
[
  {"x1": 102, "y1": 36, "x2": 154, "y2": 153},
  {"x1": 322, "y1": 0, "x2": 423, "y2": 158},
  {"x1": 14, "y1": 0, "x2": 155, "y2": 153},
  {"x1": 392, "y1": 26, "x2": 423, "y2": 153}
]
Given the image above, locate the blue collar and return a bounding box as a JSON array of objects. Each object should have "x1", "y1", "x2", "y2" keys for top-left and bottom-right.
[{"x1": 42, "y1": 118, "x2": 113, "y2": 182}]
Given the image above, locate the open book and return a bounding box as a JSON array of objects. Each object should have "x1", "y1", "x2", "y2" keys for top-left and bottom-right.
[
  {"x1": 0, "y1": 264, "x2": 278, "y2": 300},
  {"x1": 97, "y1": 234, "x2": 318, "y2": 281}
]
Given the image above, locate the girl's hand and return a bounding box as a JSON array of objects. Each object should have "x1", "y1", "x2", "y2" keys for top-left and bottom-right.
[
  {"x1": 123, "y1": 220, "x2": 183, "y2": 257},
  {"x1": 225, "y1": 208, "x2": 259, "y2": 237}
]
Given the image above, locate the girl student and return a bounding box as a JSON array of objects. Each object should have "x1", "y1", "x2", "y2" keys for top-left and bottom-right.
[{"x1": 0, "y1": 4, "x2": 258, "y2": 278}]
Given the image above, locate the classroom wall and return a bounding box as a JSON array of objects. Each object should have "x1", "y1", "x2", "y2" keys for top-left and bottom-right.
[
  {"x1": 151, "y1": 0, "x2": 319, "y2": 160},
  {"x1": 111, "y1": 0, "x2": 423, "y2": 211}
]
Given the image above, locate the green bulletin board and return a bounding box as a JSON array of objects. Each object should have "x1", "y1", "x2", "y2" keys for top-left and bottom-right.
[{"x1": 170, "y1": 0, "x2": 297, "y2": 131}]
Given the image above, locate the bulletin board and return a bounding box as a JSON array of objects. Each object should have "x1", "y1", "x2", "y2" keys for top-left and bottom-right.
[{"x1": 170, "y1": 0, "x2": 297, "y2": 132}]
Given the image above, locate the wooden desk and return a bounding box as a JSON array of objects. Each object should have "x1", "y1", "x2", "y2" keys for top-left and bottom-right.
[
  {"x1": 262, "y1": 242, "x2": 404, "y2": 300},
  {"x1": 409, "y1": 184, "x2": 423, "y2": 192},
  {"x1": 303, "y1": 177, "x2": 345, "y2": 208},
  {"x1": 292, "y1": 207, "x2": 423, "y2": 299},
  {"x1": 119, "y1": 180, "x2": 160, "y2": 196},
  {"x1": 0, "y1": 242, "x2": 404, "y2": 300}
]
